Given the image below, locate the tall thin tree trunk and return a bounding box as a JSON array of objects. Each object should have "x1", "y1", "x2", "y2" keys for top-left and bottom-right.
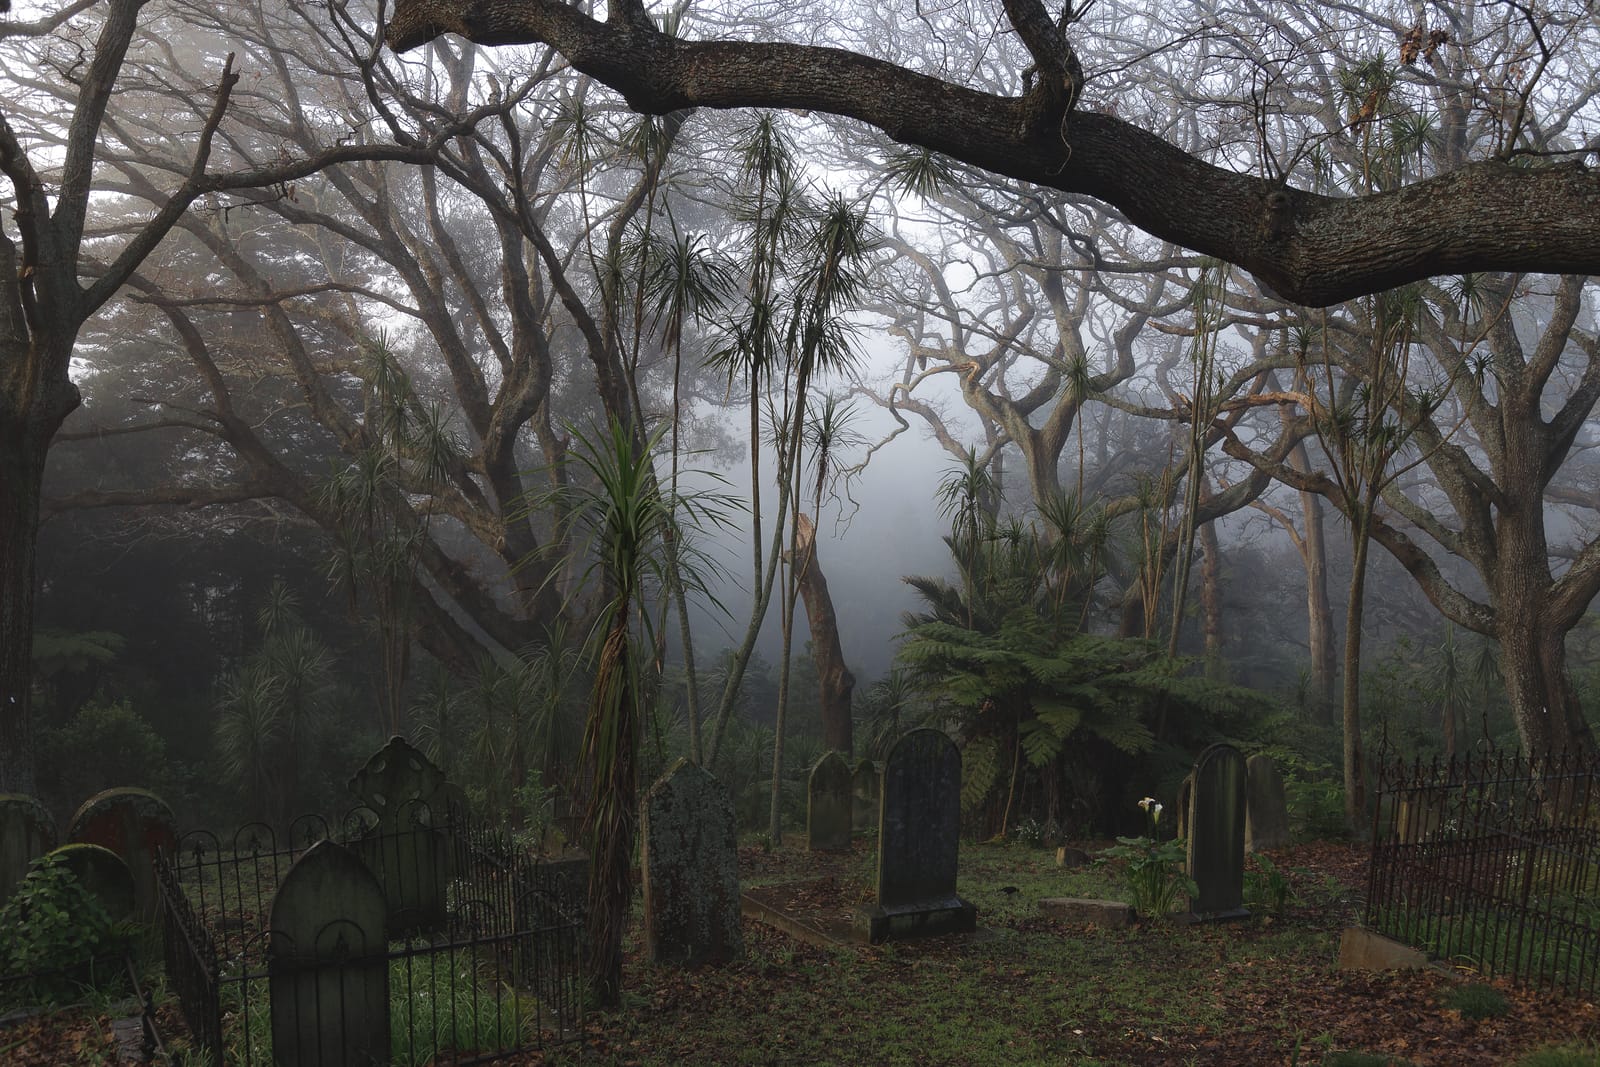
[
  {"x1": 792, "y1": 514, "x2": 854, "y2": 755},
  {"x1": 1293, "y1": 443, "x2": 1337, "y2": 721},
  {"x1": 1198, "y1": 515, "x2": 1224, "y2": 674},
  {"x1": 0, "y1": 426, "x2": 47, "y2": 794},
  {"x1": 1342, "y1": 512, "x2": 1372, "y2": 838}
]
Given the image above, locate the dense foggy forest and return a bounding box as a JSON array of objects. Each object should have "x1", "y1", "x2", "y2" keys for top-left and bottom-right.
[
  {"x1": 4, "y1": 0, "x2": 1599, "y2": 830},
  {"x1": 3, "y1": 0, "x2": 1600, "y2": 1050}
]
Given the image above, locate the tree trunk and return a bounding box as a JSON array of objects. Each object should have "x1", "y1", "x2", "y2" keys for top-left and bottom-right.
[
  {"x1": 1198, "y1": 515, "x2": 1224, "y2": 674},
  {"x1": 1342, "y1": 517, "x2": 1371, "y2": 839},
  {"x1": 792, "y1": 514, "x2": 854, "y2": 756},
  {"x1": 1497, "y1": 607, "x2": 1594, "y2": 758},
  {"x1": 1294, "y1": 444, "x2": 1337, "y2": 721}
]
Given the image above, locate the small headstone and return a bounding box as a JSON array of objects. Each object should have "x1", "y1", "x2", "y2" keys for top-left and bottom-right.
[
  {"x1": 1245, "y1": 754, "x2": 1292, "y2": 852},
  {"x1": 1055, "y1": 846, "x2": 1090, "y2": 868},
  {"x1": 854, "y1": 729, "x2": 977, "y2": 943},
  {"x1": 807, "y1": 751, "x2": 853, "y2": 851},
  {"x1": 347, "y1": 736, "x2": 458, "y2": 933},
  {"x1": 50, "y1": 843, "x2": 136, "y2": 922},
  {"x1": 269, "y1": 840, "x2": 390, "y2": 1067},
  {"x1": 0, "y1": 793, "x2": 56, "y2": 905},
  {"x1": 852, "y1": 760, "x2": 880, "y2": 833},
  {"x1": 1186, "y1": 743, "x2": 1249, "y2": 921},
  {"x1": 66, "y1": 788, "x2": 177, "y2": 923},
  {"x1": 640, "y1": 759, "x2": 743, "y2": 966}
]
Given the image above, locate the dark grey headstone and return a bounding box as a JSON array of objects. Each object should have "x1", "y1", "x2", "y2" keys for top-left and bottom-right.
[
  {"x1": 852, "y1": 760, "x2": 880, "y2": 834},
  {"x1": 0, "y1": 793, "x2": 56, "y2": 905},
  {"x1": 50, "y1": 843, "x2": 136, "y2": 922},
  {"x1": 640, "y1": 759, "x2": 743, "y2": 966},
  {"x1": 66, "y1": 787, "x2": 177, "y2": 924},
  {"x1": 1245, "y1": 754, "x2": 1291, "y2": 853},
  {"x1": 854, "y1": 729, "x2": 976, "y2": 943},
  {"x1": 1186, "y1": 743, "x2": 1248, "y2": 921},
  {"x1": 269, "y1": 840, "x2": 390, "y2": 1066},
  {"x1": 348, "y1": 736, "x2": 457, "y2": 933},
  {"x1": 808, "y1": 752, "x2": 853, "y2": 851}
]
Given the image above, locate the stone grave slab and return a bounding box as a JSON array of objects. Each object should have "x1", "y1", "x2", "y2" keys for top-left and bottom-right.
[
  {"x1": 1245, "y1": 753, "x2": 1292, "y2": 852},
  {"x1": 0, "y1": 793, "x2": 56, "y2": 905},
  {"x1": 50, "y1": 843, "x2": 136, "y2": 922},
  {"x1": 807, "y1": 751, "x2": 853, "y2": 851},
  {"x1": 852, "y1": 760, "x2": 880, "y2": 834},
  {"x1": 269, "y1": 840, "x2": 390, "y2": 1066},
  {"x1": 1186, "y1": 743, "x2": 1249, "y2": 921},
  {"x1": 854, "y1": 728, "x2": 976, "y2": 943},
  {"x1": 67, "y1": 788, "x2": 176, "y2": 924},
  {"x1": 640, "y1": 759, "x2": 743, "y2": 966}
]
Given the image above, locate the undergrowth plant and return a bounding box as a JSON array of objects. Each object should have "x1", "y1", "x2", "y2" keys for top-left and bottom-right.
[
  {"x1": 0, "y1": 852, "x2": 132, "y2": 1005},
  {"x1": 1099, "y1": 797, "x2": 1196, "y2": 921}
]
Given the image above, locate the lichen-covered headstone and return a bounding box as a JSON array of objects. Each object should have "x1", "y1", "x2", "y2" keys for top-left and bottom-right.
[
  {"x1": 0, "y1": 793, "x2": 56, "y2": 905},
  {"x1": 66, "y1": 787, "x2": 176, "y2": 923},
  {"x1": 347, "y1": 735, "x2": 458, "y2": 933},
  {"x1": 852, "y1": 760, "x2": 880, "y2": 834},
  {"x1": 854, "y1": 729, "x2": 976, "y2": 943},
  {"x1": 268, "y1": 840, "x2": 390, "y2": 1066},
  {"x1": 640, "y1": 759, "x2": 743, "y2": 966},
  {"x1": 1245, "y1": 753, "x2": 1291, "y2": 853},
  {"x1": 50, "y1": 843, "x2": 136, "y2": 922},
  {"x1": 1186, "y1": 743, "x2": 1249, "y2": 921},
  {"x1": 807, "y1": 751, "x2": 853, "y2": 851}
]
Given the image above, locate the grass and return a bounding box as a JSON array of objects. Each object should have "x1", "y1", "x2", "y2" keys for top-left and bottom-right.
[
  {"x1": 1514, "y1": 1045, "x2": 1600, "y2": 1067},
  {"x1": 1444, "y1": 981, "x2": 1511, "y2": 1019}
]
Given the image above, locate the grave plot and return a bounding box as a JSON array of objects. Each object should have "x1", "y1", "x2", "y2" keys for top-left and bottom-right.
[{"x1": 156, "y1": 739, "x2": 586, "y2": 1066}]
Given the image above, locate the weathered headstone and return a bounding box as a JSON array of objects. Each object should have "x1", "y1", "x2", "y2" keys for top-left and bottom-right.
[
  {"x1": 1186, "y1": 743, "x2": 1249, "y2": 921},
  {"x1": 269, "y1": 840, "x2": 390, "y2": 1067},
  {"x1": 347, "y1": 736, "x2": 458, "y2": 933},
  {"x1": 640, "y1": 759, "x2": 743, "y2": 966},
  {"x1": 1176, "y1": 774, "x2": 1193, "y2": 843},
  {"x1": 807, "y1": 751, "x2": 853, "y2": 851},
  {"x1": 1245, "y1": 753, "x2": 1292, "y2": 853},
  {"x1": 66, "y1": 788, "x2": 177, "y2": 923},
  {"x1": 0, "y1": 793, "x2": 56, "y2": 905},
  {"x1": 852, "y1": 759, "x2": 880, "y2": 834},
  {"x1": 854, "y1": 729, "x2": 977, "y2": 943},
  {"x1": 50, "y1": 843, "x2": 136, "y2": 922}
]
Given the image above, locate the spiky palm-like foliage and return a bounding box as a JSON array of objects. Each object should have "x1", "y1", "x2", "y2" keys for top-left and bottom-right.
[{"x1": 528, "y1": 419, "x2": 736, "y2": 1006}]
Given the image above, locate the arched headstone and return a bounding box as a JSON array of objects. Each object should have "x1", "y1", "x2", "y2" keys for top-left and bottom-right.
[
  {"x1": 0, "y1": 793, "x2": 56, "y2": 905},
  {"x1": 67, "y1": 787, "x2": 176, "y2": 923},
  {"x1": 807, "y1": 751, "x2": 853, "y2": 851},
  {"x1": 269, "y1": 840, "x2": 390, "y2": 1066},
  {"x1": 854, "y1": 729, "x2": 976, "y2": 943},
  {"x1": 50, "y1": 843, "x2": 136, "y2": 922},
  {"x1": 1186, "y1": 743, "x2": 1249, "y2": 921},
  {"x1": 1245, "y1": 754, "x2": 1291, "y2": 853},
  {"x1": 347, "y1": 736, "x2": 458, "y2": 933},
  {"x1": 852, "y1": 759, "x2": 881, "y2": 834},
  {"x1": 640, "y1": 759, "x2": 743, "y2": 965}
]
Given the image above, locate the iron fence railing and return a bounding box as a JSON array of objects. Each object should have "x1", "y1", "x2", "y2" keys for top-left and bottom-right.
[
  {"x1": 157, "y1": 806, "x2": 585, "y2": 1066},
  {"x1": 1366, "y1": 749, "x2": 1600, "y2": 995}
]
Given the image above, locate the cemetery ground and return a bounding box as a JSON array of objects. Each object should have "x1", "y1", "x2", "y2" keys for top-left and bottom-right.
[
  {"x1": 3, "y1": 838, "x2": 1597, "y2": 1065},
  {"x1": 561, "y1": 839, "x2": 1599, "y2": 1067}
]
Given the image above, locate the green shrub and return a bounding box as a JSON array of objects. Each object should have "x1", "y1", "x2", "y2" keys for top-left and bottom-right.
[
  {"x1": 1444, "y1": 982, "x2": 1510, "y2": 1019},
  {"x1": 0, "y1": 852, "x2": 131, "y2": 1005},
  {"x1": 1245, "y1": 853, "x2": 1296, "y2": 915}
]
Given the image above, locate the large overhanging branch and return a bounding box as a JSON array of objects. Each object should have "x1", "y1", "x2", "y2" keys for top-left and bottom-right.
[{"x1": 385, "y1": 1, "x2": 1600, "y2": 307}]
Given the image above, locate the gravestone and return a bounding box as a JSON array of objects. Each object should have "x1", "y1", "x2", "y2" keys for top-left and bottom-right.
[
  {"x1": 854, "y1": 728, "x2": 977, "y2": 943},
  {"x1": 49, "y1": 843, "x2": 136, "y2": 922},
  {"x1": 1186, "y1": 743, "x2": 1249, "y2": 921},
  {"x1": 1175, "y1": 774, "x2": 1193, "y2": 842},
  {"x1": 640, "y1": 759, "x2": 743, "y2": 965},
  {"x1": 807, "y1": 751, "x2": 853, "y2": 851},
  {"x1": 1245, "y1": 754, "x2": 1292, "y2": 853},
  {"x1": 269, "y1": 840, "x2": 390, "y2": 1067},
  {"x1": 0, "y1": 793, "x2": 56, "y2": 905},
  {"x1": 347, "y1": 736, "x2": 458, "y2": 933},
  {"x1": 852, "y1": 760, "x2": 880, "y2": 834},
  {"x1": 66, "y1": 788, "x2": 177, "y2": 923}
]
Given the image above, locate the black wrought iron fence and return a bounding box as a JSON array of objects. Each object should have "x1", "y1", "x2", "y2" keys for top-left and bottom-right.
[
  {"x1": 156, "y1": 806, "x2": 585, "y2": 1065},
  {"x1": 1365, "y1": 749, "x2": 1600, "y2": 995}
]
